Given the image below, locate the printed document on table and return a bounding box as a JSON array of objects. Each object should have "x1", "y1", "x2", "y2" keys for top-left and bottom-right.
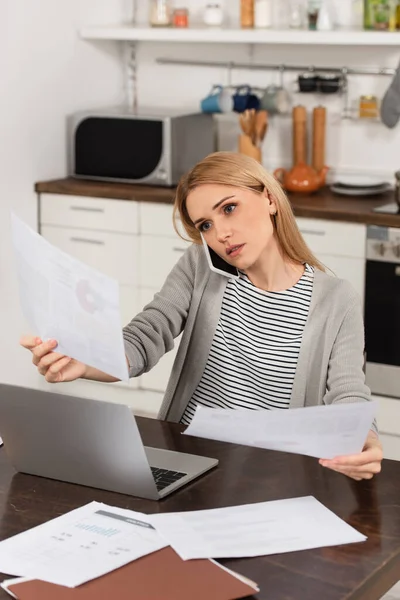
[
  {"x1": 0, "y1": 501, "x2": 166, "y2": 587},
  {"x1": 183, "y1": 401, "x2": 377, "y2": 459},
  {"x1": 11, "y1": 213, "x2": 129, "y2": 381},
  {"x1": 149, "y1": 496, "x2": 366, "y2": 560}
]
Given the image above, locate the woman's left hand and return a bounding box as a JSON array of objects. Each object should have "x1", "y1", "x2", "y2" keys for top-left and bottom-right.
[{"x1": 319, "y1": 431, "x2": 383, "y2": 481}]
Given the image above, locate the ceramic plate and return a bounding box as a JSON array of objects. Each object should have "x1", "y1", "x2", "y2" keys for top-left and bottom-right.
[
  {"x1": 334, "y1": 174, "x2": 390, "y2": 188},
  {"x1": 330, "y1": 183, "x2": 392, "y2": 197}
]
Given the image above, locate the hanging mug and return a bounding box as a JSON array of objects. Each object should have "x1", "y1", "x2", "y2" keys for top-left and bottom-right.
[
  {"x1": 260, "y1": 84, "x2": 291, "y2": 115},
  {"x1": 233, "y1": 85, "x2": 260, "y2": 113},
  {"x1": 200, "y1": 85, "x2": 233, "y2": 114}
]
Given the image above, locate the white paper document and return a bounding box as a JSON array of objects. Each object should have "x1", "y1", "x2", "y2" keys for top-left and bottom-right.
[
  {"x1": 11, "y1": 213, "x2": 129, "y2": 381},
  {"x1": 149, "y1": 496, "x2": 366, "y2": 560},
  {"x1": 183, "y1": 401, "x2": 377, "y2": 459},
  {"x1": 0, "y1": 501, "x2": 166, "y2": 587}
]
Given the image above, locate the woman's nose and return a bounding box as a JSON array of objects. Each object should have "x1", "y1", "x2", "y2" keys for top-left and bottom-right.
[{"x1": 215, "y1": 223, "x2": 232, "y2": 243}]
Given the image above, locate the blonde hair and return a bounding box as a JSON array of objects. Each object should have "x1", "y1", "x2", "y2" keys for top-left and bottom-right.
[{"x1": 173, "y1": 151, "x2": 325, "y2": 272}]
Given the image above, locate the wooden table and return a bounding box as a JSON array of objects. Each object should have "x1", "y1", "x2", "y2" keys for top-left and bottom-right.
[{"x1": 0, "y1": 417, "x2": 399, "y2": 600}]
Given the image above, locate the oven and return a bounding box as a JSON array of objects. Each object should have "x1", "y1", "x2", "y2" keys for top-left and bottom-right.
[{"x1": 365, "y1": 225, "x2": 400, "y2": 398}]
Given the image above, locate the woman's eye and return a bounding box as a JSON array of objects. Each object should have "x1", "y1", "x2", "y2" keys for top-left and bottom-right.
[
  {"x1": 199, "y1": 221, "x2": 211, "y2": 232},
  {"x1": 224, "y1": 204, "x2": 236, "y2": 215}
]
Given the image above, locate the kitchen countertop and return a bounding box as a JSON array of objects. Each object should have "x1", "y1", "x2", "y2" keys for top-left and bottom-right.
[{"x1": 35, "y1": 178, "x2": 400, "y2": 228}]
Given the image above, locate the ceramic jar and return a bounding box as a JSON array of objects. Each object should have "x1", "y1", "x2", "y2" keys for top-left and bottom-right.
[{"x1": 203, "y1": 3, "x2": 224, "y2": 26}]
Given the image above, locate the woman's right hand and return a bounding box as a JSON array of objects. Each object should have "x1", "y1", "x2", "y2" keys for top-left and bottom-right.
[{"x1": 20, "y1": 336, "x2": 88, "y2": 383}]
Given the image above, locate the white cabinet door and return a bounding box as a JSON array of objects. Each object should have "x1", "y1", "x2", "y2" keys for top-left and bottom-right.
[
  {"x1": 36, "y1": 376, "x2": 163, "y2": 416},
  {"x1": 296, "y1": 218, "x2": 366, "y2": 259},
  {"x1": 41, "y1": 225, "x2": 139, "y2": 286},
  {"x1": 318, "y1": 254, "x2": 365, "y2": 306},
  {"x1": 295, "y1": 217, "x2": 366, "y2": 306},
  {"x1": 139, "y1": 202, "x2": 186, "y2": 237},
  {"x1": 118, "y1": 285, "x2": 139, "y2": 390},
  {"x1": 120, "y1": 285, "x2": 138, "y2": 328},
  {"x1": 379, "y1": 433, "x2": 400, "y2": 461},
  {"x1": 372, "y1": 394, "x2": 400, "y2": 462},
  {"x1": 138, "y1": 288, "x2": 182, "y2": 393},
  {"x1": 40, "y1": 225, "x2": 140, "y2": 392},
  {"x1": 41, "y1": 194, "x2": 139, "y2": 234},
  {"x1": 373, "y1": 394, "x2": 400, "y2": 437},
  {"x1": 139, "y1": 235, "x2": 190, "y2": 289}
]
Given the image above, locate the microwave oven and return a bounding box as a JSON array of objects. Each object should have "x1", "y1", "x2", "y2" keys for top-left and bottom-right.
[{"x1": 67, "y1": 107, "x2": 216, "y2": 186}]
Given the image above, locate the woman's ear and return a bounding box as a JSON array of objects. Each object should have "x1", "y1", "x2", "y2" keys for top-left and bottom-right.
[{"x1": 263, "y1": 187, "x2": 277, "y2": 215}]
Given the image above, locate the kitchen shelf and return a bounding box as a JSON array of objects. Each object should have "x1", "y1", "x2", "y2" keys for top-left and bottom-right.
[{"x1": 80, "y1": 25, "x2": 400, "y2": 46}]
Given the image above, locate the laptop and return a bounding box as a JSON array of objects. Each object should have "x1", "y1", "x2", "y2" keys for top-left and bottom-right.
[{"x1": 0, "y1": 384, "x2": 218, "y2": 500}]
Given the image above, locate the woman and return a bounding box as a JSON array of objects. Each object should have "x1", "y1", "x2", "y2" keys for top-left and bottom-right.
[{"x1": 21, "y1": 152, "x2": 382, "y2": 481}]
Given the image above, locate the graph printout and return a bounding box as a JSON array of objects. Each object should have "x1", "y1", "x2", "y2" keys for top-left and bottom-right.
[{"x1": 0, "y1": 502, "x2": 166, "y2": 587}]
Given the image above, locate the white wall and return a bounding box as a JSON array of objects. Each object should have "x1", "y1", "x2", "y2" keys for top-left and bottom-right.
[{"x1": 0, "y1": 0, "x2": 127, "y2": 387}]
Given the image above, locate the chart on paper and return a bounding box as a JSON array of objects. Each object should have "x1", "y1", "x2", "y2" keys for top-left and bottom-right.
[
  {"x1": 0, "y1": 502, "x2": 166, "y2": 587},
  {"x1": 10, "y1": 212, "x2": 129, "y2": 381}
]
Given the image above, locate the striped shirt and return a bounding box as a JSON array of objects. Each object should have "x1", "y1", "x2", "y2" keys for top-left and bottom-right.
[{"x1": 181, "y1": 264, "x2": 314, "y2": 425}]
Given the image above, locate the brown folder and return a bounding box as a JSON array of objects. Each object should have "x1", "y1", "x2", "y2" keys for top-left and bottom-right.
[{"x1": 4, "y1": 546, "x2": 259, "y2": 600}]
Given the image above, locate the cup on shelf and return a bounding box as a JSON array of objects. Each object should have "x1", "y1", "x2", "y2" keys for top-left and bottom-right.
[
  {"x1": 260, "y1": 84, "x2": 291, "y2": 114},
  {"x1": 233, "y1": 85, "x2": 260, "y2": 113},
  {"x1": 200, "y1": 85, "x2": 233, "y2": 114}
]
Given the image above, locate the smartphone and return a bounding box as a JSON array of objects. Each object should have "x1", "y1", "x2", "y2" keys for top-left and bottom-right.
[{"x1": 201, "y1": 233, "x2": 240, "y2": 279}]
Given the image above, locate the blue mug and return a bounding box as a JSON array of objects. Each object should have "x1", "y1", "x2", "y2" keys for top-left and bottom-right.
[
  {"x1": 200, "y1": 85, "x2": 233, "y2": 114},
  {"x1": 233, "y1": 85, "x2": 260, "y2": 113}
]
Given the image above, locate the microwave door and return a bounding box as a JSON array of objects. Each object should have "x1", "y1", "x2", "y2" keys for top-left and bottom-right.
[{"x1": 74, "y1": 117, "x2": 163, "y2": 181}]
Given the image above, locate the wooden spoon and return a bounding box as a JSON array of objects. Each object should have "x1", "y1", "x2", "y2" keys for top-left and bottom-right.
[
  {"x1": 255, "y1": 110, "x2": 268, "y2": 147},
  {"x1": 240, "y1": 109, "x2": 256, "y2": 142},
  {"x1": 247, "y1": 108, "x2": 257, "y2": 144},
  {"x1": 239, "y1": 112, "x2": 252, "y2": 136}
]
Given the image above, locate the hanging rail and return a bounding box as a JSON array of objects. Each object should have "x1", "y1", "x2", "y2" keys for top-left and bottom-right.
[{"x1": 156, "y1": 57, "x2": 395, "y2": 76}]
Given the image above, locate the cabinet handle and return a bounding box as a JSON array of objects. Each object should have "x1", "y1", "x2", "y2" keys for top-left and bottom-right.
[
  {"x1": 172, "y1": 247, "x2": 186, "y2": 253},
  {"x1": 69, "y1": 206, "x2": 104, "y2": 213},
  {"x1": 299, "y1": 229, "x2": 326, "y2": 236},
  {"x1": 70, "y1": 237, "x2": 105, "y2": 245}
]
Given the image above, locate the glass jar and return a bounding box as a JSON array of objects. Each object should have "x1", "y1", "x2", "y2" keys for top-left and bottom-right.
[
  {"x1": 150, "y1": 0, "x2": 172, "y2": 27},
  {"x1": 307, "y1": 0, "x2": 321, "y2": 29},
  {"x1": 364, "y1": 0, "x2": 397, "y2": 30},
  {"x1": 288, "y1": 0, "x2": 304, "y2": 28},
  {"x1": 359, "y1": 95, "x2": 379, "y2": 119},
  {"x1": 173, "y1": 8, "x2": 189, "y2": 27}
]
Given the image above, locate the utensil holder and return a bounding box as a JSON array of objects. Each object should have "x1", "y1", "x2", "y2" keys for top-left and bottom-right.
[{"x1": 238, "y1": 134, "x2": 262, "y2": 162}]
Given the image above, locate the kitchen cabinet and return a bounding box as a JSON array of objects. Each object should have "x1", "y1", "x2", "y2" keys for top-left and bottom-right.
[
  {"x1": 38, "y1": 193, "x2": 186, "y2": 416},
  {"x1": 38, "y1": 194, "x2": 369, "y2": 415},
  {"x1": 295, "y1": 217, "x2": 366, "y2": 307},
  {"x1": 373, "y1": 394, "x2": 400, "y2": 461}
]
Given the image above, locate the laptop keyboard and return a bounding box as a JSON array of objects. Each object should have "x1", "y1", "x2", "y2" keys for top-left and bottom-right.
[{"x1": 151, "y1": 467, "x2": 187, "y2": 491}]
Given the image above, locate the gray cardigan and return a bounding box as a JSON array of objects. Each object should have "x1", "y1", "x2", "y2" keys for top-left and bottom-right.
[{"x1": 123, "y1": 244, "x2": 372, "y2": 424}]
